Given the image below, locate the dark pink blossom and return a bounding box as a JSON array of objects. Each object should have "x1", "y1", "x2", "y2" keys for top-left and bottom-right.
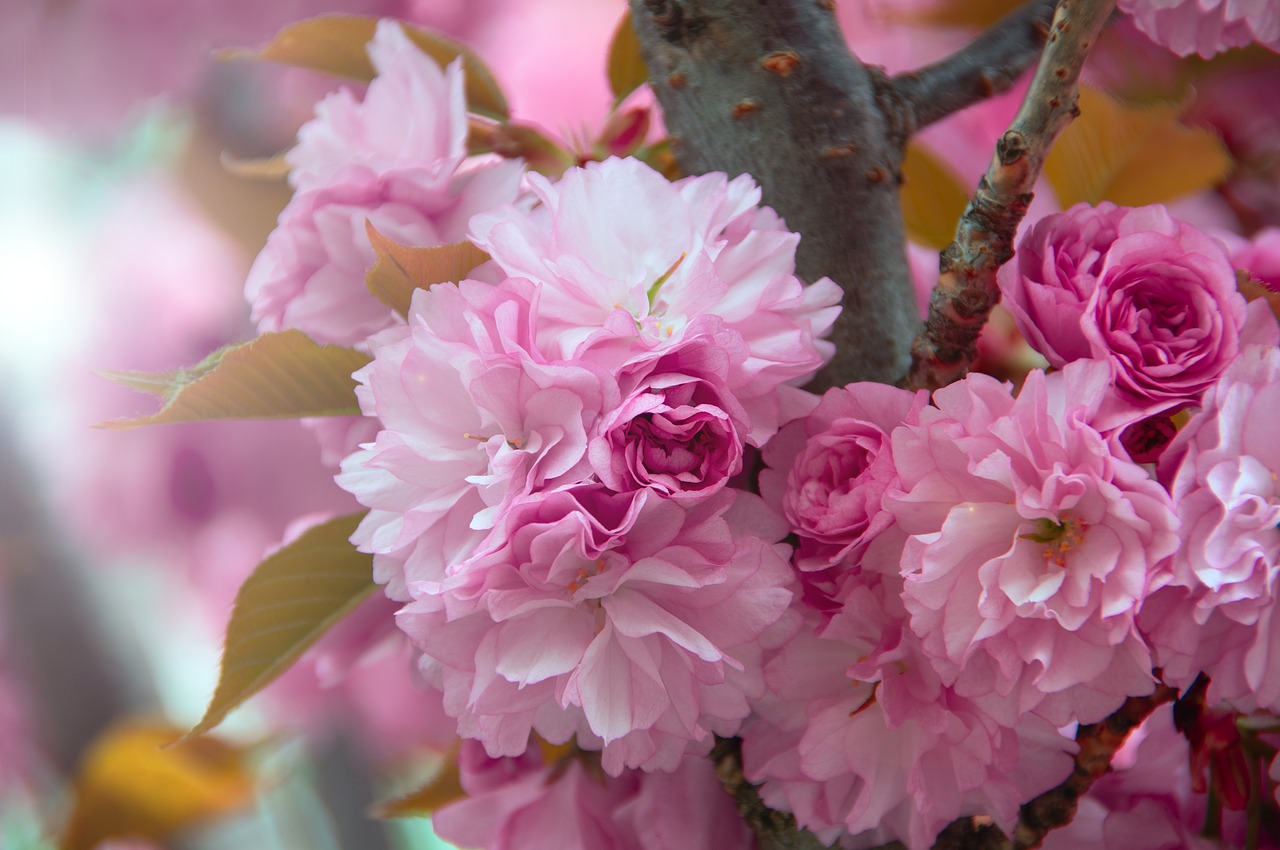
[
  {"x1": 999, "y1": 202, "x2": 1251, "y2": 414},
  {"x1": 760, "y1": 382, "x2": 928, "y2": 572}
]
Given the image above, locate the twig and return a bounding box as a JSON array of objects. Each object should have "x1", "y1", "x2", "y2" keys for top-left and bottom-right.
[
  {"x1": 904, "y1": 0, "x2": 1116, "y2": 392},
  {"x1": 1011, "y1": 684, "x2": 1179, "y2": 849},
  {"x1": 711, "y1": 737, "x2": 832, "y2": 850},
  {"x1": 893, "y1": 0, "x2": 1058, "y2": 132}
]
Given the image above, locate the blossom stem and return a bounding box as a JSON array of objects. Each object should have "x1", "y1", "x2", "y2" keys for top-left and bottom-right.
[{"x1": 904, "y1": 0, "x2": 1118, "y2": 392}]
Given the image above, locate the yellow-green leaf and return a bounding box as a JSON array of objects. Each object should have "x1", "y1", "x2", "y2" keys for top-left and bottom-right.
[
  {"x1": 371, "y1": 757, "x2": 466, "y2": 818},
  {"x1": 366, "y1": 221, "x2": 492, "y2": 317},
  {"x1": 220, "y1": 149, "x2": 291, "y2": 181},
  {"x1": 1044, "y1": 86, "x2": 1233, "y2": 209},
  {"x1": 607, "y1": 11, "x2": 648, "y2": 104},
  {"x1": 98, "y1": 330, "x2": 370, "y2": 428},
  {"x1": 899, "y1": 141, "x2": 970, "y2": 250},
  {"x1": 188, "y1": 513, "x2": 375, "y2": 738},
  {"x1": 61, "y1": 720, "x2": 254, "y2": 850},
  {"x1": 229, "y1": 15, "x2": 509, "y2": 119}
]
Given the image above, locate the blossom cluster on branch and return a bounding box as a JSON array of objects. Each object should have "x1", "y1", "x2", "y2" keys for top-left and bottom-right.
[{"x1": 26, "y1": 0, "x2": 1280, "y2": 848}]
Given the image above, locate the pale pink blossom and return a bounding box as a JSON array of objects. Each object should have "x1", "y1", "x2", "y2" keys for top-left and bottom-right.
[
  {"x1": 337, "y1": 277, "x2": 613, "y2": 599},
  {"x1": 397, "y1": 490, "x2": 794, "y2": 775},
  {"x1": 760, "y1": 382, "x2": 928, "y2": 573},
  {"x1": 999, "y1": 202, "x2": 1251, "y2": 414},
  {"x1": 1141, "y1": 345, "x2": 1280, "y2": 712},
  {"x1": 433, "y1": 742, "x2": 750, "y2": 850},
  {"x1": 433, "y1": 740, "x2": 638, "y2": 850},
  {"x1": 1117, "y1": 0, "x2": 1280, "y2": 57},
  {"x1": 1221, "y1": 226, "x2": 1280, "y2": 291},
  {"x1": 885, "y1": 362, "x2": 1180, "y2": 726},
  {"x1": 287, "y1": 21, "x2": 464, "y2": 191},
  {"x1": 246, "y1": 177, "x2": 456, "y2": 346},
  {"x1": 469, "y1": 157, "x2": 841, "y2": 440},
  {"x1": 742, "y1": 572, "x2": 1073, "y2": 850},
  {"x1": 246, "y1": 21, "x2": 522, "y2": 347}
]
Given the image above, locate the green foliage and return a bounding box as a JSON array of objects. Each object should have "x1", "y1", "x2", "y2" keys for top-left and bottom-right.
[
  {"x1": 365, "y1": 221, "x2": 492, "y2": 317},
  {"x1": 99, "y1": 330, "x2": 369, "y2": 427},
  {"x1": 188, "y1": 513, "x2": 376, "y2": 738}
]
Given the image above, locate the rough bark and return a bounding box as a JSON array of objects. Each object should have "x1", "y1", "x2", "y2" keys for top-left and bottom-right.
[{"x1": 628, "y1": 0, "x2": 1055, "y2": 389}]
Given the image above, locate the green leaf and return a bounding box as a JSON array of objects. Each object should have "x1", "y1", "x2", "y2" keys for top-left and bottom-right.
[
  {"x1": 1044, "y1": 86, "x2": 1233, "y2": 209},
  {"x1": 220, "y1": 149, "x2": 291, "y2": 181},
  {"x1": 371, "y1": 756, "x2": 466, "y2": 818},
  {"x1": 899, "y1": 141, "x2": 970, "y2": 251},
  {"x1": 98, "y1": 330, "x2": 370, "y2": 428},
  {"x1": 365, "y1": 221, "x2": 492, "y2": 317},
  {"x1": 607, "y1": 11, "x2": 648, "y2": 104},
  {"x1": 187, "y1": 514, "x2": 376, "y2": 739},
  {"x1": 227, "y1": 15, "x2": 509, "y2": 119}
]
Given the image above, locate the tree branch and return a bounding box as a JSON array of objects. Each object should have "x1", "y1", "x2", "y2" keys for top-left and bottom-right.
[
  {"x1": 905, "y1": 0, "x2": 1116, "y2": 391},
  {"x1": 1012, "y1": 684, "x2": 1178, "y2": 848},
  {"x1": 629, "y1": 0, "x2": 920, "y2": 388},
  {"x1": 711, "y1": 737, "x2": 832, "y2": 850},
  {"x1": 892, "y1": 0, "x2": 1058, "y2": 132}
]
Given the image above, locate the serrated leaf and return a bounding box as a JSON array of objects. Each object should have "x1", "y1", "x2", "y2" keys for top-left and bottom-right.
[
  {"x1": 899, "y1": 141, "x2": 970, "y2": 250},
  {"x1": 220, "y1": 149, "x2": 291, "y2": 181},
  {"x1": 371, "y1": 757, "x2": 466, "y2": 818},
  {"x1": 1044, "y1": 86, "x2": 1233, "y2": 209},
  {"x1": 366, "y1": 221, "x2": 492, "y2": 317},
  {"x1": 230, "y1": 15, "x2": 508, "y2": 119},
  {"x1": 188, "y1": 513, "x2": 375, "y2": 738},
  {"x1": 608, "y1": 11, "x2": 648, "y2": 104},
  {"x1": 61, "y1": 720, "x2": 254, "y2": 850},
  {"x1": 98, "y1": 330, "x2": 369, "y2": 428}
]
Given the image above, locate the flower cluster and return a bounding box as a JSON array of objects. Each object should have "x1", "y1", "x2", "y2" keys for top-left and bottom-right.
[
  {"x1": 100, "y1": 10, "x2": 1280, "y2": 849},
  {"x1": 337, "y1": 151, "x2": 842, "y2": 772}
]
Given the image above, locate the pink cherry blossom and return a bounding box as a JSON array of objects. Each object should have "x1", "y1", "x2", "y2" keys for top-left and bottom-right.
[
  {"x1": 1141, "y1": 345, "x2": 1280, "y2": 712},
  {"x1": 469, "y1": 157, "x2": 841, "y2": 440},
  {"x1": 742, "y1": 571, "x2": 1073, "y2": 850},
  {"x1": 396, "y1": 489, "x2": 795, "y2": 775},
  {"x1": 1221, "y1": 226, "x2": 1280, "y2": 291},
  {"x1": 433, "y1": 740, "x2": 638, "y2": 850},
  {"x1": 760, "y1": 382, "x2": 928, "y2": 573},
  {"x1": 1117, "y1": 0, "x2": 1280, "y2": 58},
  {"x1": 433, "y1": 741, "x2": 750, "y2": 850},
  {"x1": 885, "y1": 362, "x2": 1180, "y2": 726},
  {"x1": 337, "y1": 277, "x2": 612, "y2": 599},
  {"x1": 587, "y1": 322, "x2": 752, "y2": 501},
  {"x1": 287, "y1": 20, "x2": 465, "y2": 191},
  {"x1": 999, "y1": 202, "x2": 1251, "y2": 414},
  {"x1": 246, "y1": 21, "x2": 522, "y2": 347}
]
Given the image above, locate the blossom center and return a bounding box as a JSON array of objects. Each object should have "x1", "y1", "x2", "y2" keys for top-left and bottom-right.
[{"x1": 1019, "y1": 515, "x2": 1088, "y2": 568}]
